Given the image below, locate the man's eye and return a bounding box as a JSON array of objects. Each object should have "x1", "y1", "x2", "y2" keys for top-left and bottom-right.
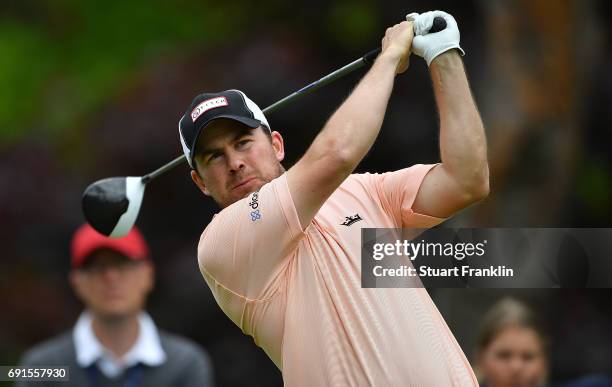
[
  {"x1": 521, "y1": 352, "x2": 536, "y2": 362},
  {"x1": 237, "y1": 139, "x2": 251, "y2": 148},
  {"x1": 208, "y1": 152, "x2": 223, "y2": 163},
  {"x1": 495, "y1": 350, "x2": 512, "y2": 361}
]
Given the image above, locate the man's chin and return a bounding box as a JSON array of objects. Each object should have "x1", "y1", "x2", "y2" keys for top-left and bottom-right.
[
  {"x1": 232, "y1": 186, "x2": 259, "y2": 202},
  {"x1": 92, "y1": 307, "x2": 139, "y2": 322},
  {"x1": 222, "y1": 180, "x2": 265, "y2": 207}
]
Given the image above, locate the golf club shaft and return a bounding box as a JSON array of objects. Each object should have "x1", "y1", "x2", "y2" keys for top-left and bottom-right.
[
  {"x1": 140, "y1": 49, "x2": 380, "y2": 184},
  {"x1": 262, "y1": 49, "x2": 380, "y2": 114},
  {"x1": 142, "y1": 155, "x2": 187, "y2": 183},
  {"x1": 141, "y1": 16, "x2": 446, "y2": 184}
]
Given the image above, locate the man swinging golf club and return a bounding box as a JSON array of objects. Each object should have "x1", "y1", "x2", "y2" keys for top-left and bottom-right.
[{"x1": 179, "y1": 11, "x2": 488, "y2": 386}]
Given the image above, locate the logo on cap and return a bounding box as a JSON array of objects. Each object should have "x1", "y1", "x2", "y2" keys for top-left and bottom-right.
[{"x1": 191, "y1": 97, "x2": 229, "y2": 122}]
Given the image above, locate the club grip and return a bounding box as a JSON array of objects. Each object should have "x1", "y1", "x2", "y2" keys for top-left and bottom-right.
[
  {"x1": 363, "y1": 48, "x2": 382, "y2": 65},
  {"x1": 429, "y1": 16, "x2": 447, "y2": 33},
  {"x1": 362, "y1": 16, "x2": 447, "y2": 65}
]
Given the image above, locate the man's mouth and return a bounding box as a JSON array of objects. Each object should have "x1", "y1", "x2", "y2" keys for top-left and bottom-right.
[{"x1": 232, "y1": 177, "x2": 256, "y2": 190}]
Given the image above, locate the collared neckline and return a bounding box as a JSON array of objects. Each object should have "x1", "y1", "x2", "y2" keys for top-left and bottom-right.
[{"x1": 73, "y1": 311, "x2": 166, "y2": 378}]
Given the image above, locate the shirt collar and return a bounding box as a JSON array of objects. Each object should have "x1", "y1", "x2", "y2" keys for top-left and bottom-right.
[
  {"x1": 73, "y1": 311, "x2": 166, "y2": 369},
  {"x1": 123, "y1": 312, "x2": 166, "y2": 366}
]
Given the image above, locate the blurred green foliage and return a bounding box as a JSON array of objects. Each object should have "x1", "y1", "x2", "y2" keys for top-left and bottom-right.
[
  {"x1": 0, "y1": 0, "x2": 254, "y2": 147},
  {"x1": 0, "y1": 0, "x2": 382, "y2": 149},
  {"x1": 326, "y1": 2, "x2": 380, "y2": 50},
  {"x1": 577, "y1": 157, "x2": 612, "y2": 216}
]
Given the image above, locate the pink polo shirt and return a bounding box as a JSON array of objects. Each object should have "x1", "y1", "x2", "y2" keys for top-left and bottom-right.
[{"x1": 198, "y1": 164, "x2": 478, "y2": 386}]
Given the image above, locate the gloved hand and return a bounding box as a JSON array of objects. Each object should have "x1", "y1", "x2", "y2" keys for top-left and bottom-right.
[{"x1": 406, "y1": 10, "x2": 465, "y2": 66}]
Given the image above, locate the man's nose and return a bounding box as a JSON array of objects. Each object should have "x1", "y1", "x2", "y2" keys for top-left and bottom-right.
[
  {"x1": 99, "y1": 265, "x2": 122, "y2": 281},
  {"x1": 227, "y1": 152, "x2": 245, "y2": 173},
  {"x1": 508, "y1": 357, "x2": 524, "y2": 373}
]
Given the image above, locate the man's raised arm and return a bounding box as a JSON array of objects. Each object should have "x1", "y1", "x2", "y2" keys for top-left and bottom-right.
[
  {"x1": 410, "y1": 11, "x2": 490, "y2": 219},
  {"x1": 287, "y1": 21, "x2": 414, "y2": 228}
]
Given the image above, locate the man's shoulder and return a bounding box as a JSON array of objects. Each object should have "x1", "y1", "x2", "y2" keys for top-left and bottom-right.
[
  {"x1": 158, "y1": 330, "x2": 211, "y2": 363},
  {"x1": 20, "y1": 331, "x2": 75, "y2": 365},
  {"x1": 198, "y1": 187, "x2": 257, "y2": 239},
  {"x1": 198, "y1": 173, "x2": 289, "y2": 244},
  {"x1": 344, "y1": 172, "x2": 376, "y2": 184},
  {"x1": 157, "y1": 330, "x2": 214, "y2": 384},
  {"x1": 343, "y1": 165, "x2": 438, "y2": 195},
  {"x1": 332, "y1": 173, "x2": 381, "y2": 198}
]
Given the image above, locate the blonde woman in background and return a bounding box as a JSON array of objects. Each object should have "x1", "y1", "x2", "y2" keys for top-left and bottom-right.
[
  {"x1": 476, "y1": 298, "x2": 549, "y2": 387},
  {"x1": 477, "y1": 298, "x2": 612, "y2": 387}
]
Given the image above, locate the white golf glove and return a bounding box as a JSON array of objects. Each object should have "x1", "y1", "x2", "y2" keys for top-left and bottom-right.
[{"x1": 406, "y1": 10, "x2": 465, "y2": 66}]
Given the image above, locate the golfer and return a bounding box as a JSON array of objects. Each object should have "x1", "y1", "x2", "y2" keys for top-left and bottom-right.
[{"x1": 179, "y1": 10, "x2": 488, "y2": 386}]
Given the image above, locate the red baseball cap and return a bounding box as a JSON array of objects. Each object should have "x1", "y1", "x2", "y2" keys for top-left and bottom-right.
[{"x1": 70, "y1": 224, "x2": 150, "y2": 268}]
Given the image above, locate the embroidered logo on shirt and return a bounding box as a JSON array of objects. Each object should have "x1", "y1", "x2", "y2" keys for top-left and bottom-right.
[
  {"x1": 341, "y1": 213, "x2": 362, "y2": 226},
  {"x1": 248, "y1": 191, "x2": 261, "y2": 222}
]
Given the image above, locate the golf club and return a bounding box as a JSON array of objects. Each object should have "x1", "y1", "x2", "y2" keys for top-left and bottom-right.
[{"x1": 82, "y1": 17, "x2": 447, "y2": 237}]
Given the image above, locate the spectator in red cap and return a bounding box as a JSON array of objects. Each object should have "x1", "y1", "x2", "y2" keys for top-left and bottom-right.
[{"x1": 17, "y1": 224, "x2": 215, "y2": 387}]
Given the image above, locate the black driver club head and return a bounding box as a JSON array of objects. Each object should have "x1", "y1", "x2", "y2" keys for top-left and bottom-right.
[{"x1": 82, "y1": 176, "x2": 146, "y2": 237}]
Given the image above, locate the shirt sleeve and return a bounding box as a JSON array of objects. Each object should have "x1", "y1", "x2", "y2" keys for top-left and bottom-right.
[
  {"x1": 197, "y1": 173, "x2": 303, "y2": 301},
  {"x1": 376, "y1": 164, "x2": 447, "y2": 228}
]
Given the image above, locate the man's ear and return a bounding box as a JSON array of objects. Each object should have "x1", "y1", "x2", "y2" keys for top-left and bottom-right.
[
  {"x1": 191, "y1": 170, "x2": 211, "y2": 196},
  {"x1": 142, "y1": 261, "x2": 155, "y2": 293},
  {"x1": 69, "y1": 270, "x2": 85, "y2": 302},
  {"x1": 270, "y1": 131, "x2": 285, "y2": 162}
]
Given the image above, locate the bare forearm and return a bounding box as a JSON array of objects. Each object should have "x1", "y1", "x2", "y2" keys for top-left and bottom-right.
[
  {"x1": 287, "y1": 21, "x2": 413, "y2": 227},
  {"x1": 307, "y1": 53, "x2": 398, "y2": 171},
  {"x1": 430, "y1": 51, "x2": 489, "y2": 194}
]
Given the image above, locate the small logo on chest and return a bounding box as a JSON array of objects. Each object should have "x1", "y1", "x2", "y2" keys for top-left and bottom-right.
[
  {"x1": 341, "y1": 213, "x2": 363, "y2": 227},
  {"x1": 248, "y1": 191, "x2": 261, "y2": 222}
]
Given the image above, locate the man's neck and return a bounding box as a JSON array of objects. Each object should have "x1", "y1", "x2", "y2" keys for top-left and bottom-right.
[{"x1": 91, "y1": 313, "x2": 140, "y2": 359}]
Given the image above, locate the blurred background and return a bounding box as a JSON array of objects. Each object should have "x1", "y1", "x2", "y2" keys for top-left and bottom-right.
[{"x1": 1, "y1": 0, "x2": 611, "y2": 386}]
